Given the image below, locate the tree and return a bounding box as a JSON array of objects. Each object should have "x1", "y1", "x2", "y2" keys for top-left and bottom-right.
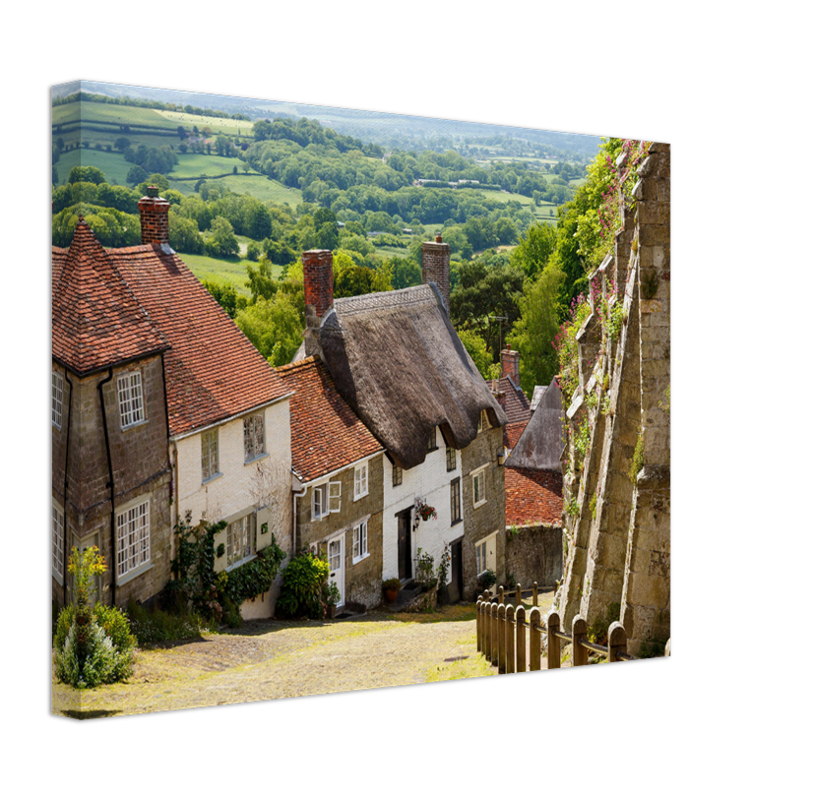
[
  {"x1": 169, "y1": 212, "x2": 205, "y2": 254},
  {"x1": 235, "y1": 293, "x2": 303, "y2": 366},
  {"x1": 510, "y1": 222, "x2": 557, "y2": 279},
  {"x1": 115, "y1": 136, "x2": 130, "y2": 152},
  {"x1": 67, "y1": 166, "x2": 106, "y2": 185},
  {"x1": 206, "y1": 216, "x2": 239, "y2": 258},
  {"x1": 457, "y1": 328, "x2": 494, "y2": 379},
  {"x1": 508, "y1": 263, "x2": 565, "y2": 394},
  {"x1": 246, "y1": 256, "x2": 278, "y2": 302}
]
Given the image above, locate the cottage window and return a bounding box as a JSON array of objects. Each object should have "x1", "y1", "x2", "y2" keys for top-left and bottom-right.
[
  {"x1": 475, "y1": 533, "x2": 497, "y2": 575},
  {"x1": 116, "y1": 499, "x2": 151, "y2": 580},
  {"x1": 354, "y1": 462, "x2": 368, "y2": 500},
  {"x1": 473, "y1": 467, "x2": 487, "y2": 508},
  {"x1": 243, "y1": 412, "x2": 265, "y2": 462},
  {"x1": 427, "y1": 428, "x2": 437, "y2": 451},
  {"x1": 117, "y1": 371, "x2": 145, "y2": 429},
  {"x1": 52, "y1": 503, "x2": 64, "y2": 581},
  {"x1": 313, "y1": 480, "x2": 341, "y2": 520},
  {"x1": 392, "y1": 465, "x2": 403, "y2": 487},
  {"x1": 477, "y1": 410, "x2": 489, "y2": 433},
  {"x1": 450, "y1": 478, "x2": 462, "y2": 524},
  {"x1": 312, "y1": 486, "x2": 326, "y2": 521},
  {"x1": 328, "y1": 481, "x2": 342, "y2": 513},
  {"x1": 52, "y1": 371, "x2": 64, "y2": 430},
  {"x1": 201, "y1": 428, "x2": 219, "y2": 482},
  {"x1": 227, "y1": 513, "x2": 255, "y2": 567},
  {"x1": 352, "y1": 521, "x2": 369, "y2": 563},
  {"x1": 446, "y1": 447, "x2": 456, "y2": 472}
]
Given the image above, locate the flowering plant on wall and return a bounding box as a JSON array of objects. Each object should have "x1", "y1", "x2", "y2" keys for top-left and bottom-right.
[{"x1": 415, "y1": 498, "x2": 437, "y2": 522}]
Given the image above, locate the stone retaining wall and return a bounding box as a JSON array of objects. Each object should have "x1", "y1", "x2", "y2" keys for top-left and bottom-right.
[{"x1": 504, "y1": 524, "x2": 562, "y2": 589}]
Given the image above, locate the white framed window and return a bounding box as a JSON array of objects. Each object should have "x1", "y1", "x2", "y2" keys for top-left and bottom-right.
[
  {"x1": 475, "y1": 533, "x2": 497, "y2": 575},
  {"x1": 392, "y1": 464, "x2": 403, "y2": 487},
  {"x1": 473, "y1": 467, "x2": 487, "y2": 508},
  {"x1": 354, "y1": 462, "x2": 368, "y2": 500},
  {"x1": 227, "y1": 513, "x2": 255, "y2": 567},
  {"x1": 328, "y1": 481, "x2": 342, "y2": 513},
  {"x1": 117, "y1": 371, "x2": 145, "y2": 429},
  {"x1": 312, "y1": 486, "x2": 326, "y2": 521},
  {"x1": 352, "y1": 521, "x2": 369, "y2": 563},
  {"x1": 243, "y1": 412, "x2": 265, "y2": 462},
  {"x1": 52, "y1": 371, "x2": 64, "y2": 430},
  {"x1": 313, "y1": 481, "x2": 341, "y2": 521},
  {"x1": 116, "y1": 499, "x2": 151, "y2": 580},
  {"x1": 201, "y1": 428, "x2": 219, "y2": 482},
  {"x1": 52, "y1": 503, "x2": 65, "y2": 581},
  {"x1": 427, "y1": 428, "x2": 437, "y2": 451},
  {"x1": 446, "y1": 446, "x2": 456, "y2": 472}
]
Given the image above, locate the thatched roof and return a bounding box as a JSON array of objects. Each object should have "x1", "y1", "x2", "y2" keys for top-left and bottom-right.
[
  {"x1": 320, "y1": 284, "x2": 507, "y2": 469},
  {"x1": 505, "y1": 381, "x2": 564, "y2": 472}
]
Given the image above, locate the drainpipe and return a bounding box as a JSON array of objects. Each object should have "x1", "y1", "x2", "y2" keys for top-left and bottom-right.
[
  {"x1": 97, "y1": 369, "x2": 116, "y2": 605},
  {"x1": 62, "y1": 370, "x2": 73, "y2": 608},
  {"x1": 292, "y1": 473, "x2": 307, "y2": 555}
]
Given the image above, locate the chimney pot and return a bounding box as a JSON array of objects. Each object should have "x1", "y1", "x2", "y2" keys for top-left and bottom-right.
[
  {"x1": 138, "y1": 190, "x2": 170, "y2": 246},
  {"x1": 501, "y1": 348, "x2": 521, "y2": 387},
  {"x1": 421, "y1": 237, "x2": 451, "y2": 314}
]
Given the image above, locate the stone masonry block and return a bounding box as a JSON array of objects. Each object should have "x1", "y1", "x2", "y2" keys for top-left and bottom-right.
[{"x1": 639, "y1": 224, "x2": 669, "y2": 247}]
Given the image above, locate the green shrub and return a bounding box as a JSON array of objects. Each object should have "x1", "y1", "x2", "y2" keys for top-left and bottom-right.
[
  {"x1": 477, "y1": 569, "x2": 497, "y2": 593},
  {"x1": 276, "y1": 550, "x2": 330, "y2": 619},
  {"x1": 53, "y1": 619, "x2": 133, "y2": 689},
  {"x1": 126, "y1": 600, "x2": 203, "y2": 645}
]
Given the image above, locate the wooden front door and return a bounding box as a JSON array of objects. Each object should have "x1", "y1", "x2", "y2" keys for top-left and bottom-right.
[
  {"x1": 397, "y1": 508, "x2": 412, "y2": 581},
  {"x1": 450, "y1": 539, "x2": 463, "y2": 602},
  {"x1": 327, "y1": 534, "x2": 345, "y2": 607}
]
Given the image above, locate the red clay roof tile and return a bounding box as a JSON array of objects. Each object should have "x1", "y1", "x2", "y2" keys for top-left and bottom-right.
[
  {"x1": 505, "y1": 467, "x2": 563, "y2": 527},
  {"x1": 276, "y1": 357, "x2": 383, "y2": 483},
  {"x1": 53, "y1": 222, "x2": 291, "y2": 436}
]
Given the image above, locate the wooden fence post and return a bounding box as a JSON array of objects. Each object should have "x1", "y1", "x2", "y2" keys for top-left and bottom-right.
[
  {"x1": 516, "y1": 605, "x2": 526, "y2": 672},
  {"x1": 498, "y1": 604, "x2": 506, "y2": 673},
  {"x1": 476, "y1": 596, "x2": 483, "y2": 653},
  {"x1": 665, "y1": 638, "x2": 671, "y2": 657},
  {"x1": 532, "y1": 581, "x2": 538, "y2": 608},
  {"x1": 608, "y1": 621, "x2": 627, "y2": 662},
  {"x1": 529, "y1": 608, "x2": 542, "y2": 671},
  {"x1": 505, "y1": 603, "x2": 515, "y2": 673},
  {"x1": 572, "y1": 616, "x2": 588, "y2": 667},
  {"x1": 498, "y1": 585, "x2": 505, "y2": 605},
  {"x1": 515, "y1": 583, "x2": 522, "y2": 607},
  {"x1": 547, "y1": 611, "x2": 561, "y2": 669},
  {"x1": 491, "y1": 602, "x2": 499, "y2": 666}
]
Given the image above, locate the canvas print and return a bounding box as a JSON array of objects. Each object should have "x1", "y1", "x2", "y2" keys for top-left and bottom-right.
[{"x1": 50, "y1": 81, "x2": 670, "y2": 718}]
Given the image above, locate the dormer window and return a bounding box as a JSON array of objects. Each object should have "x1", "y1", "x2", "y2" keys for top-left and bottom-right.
[
  {"x1": 477, "y1": 410, "x2": 489, "y2": 433},
  {"x1": 117, "y1": 371, "x2": 145, "y2": 429},
  {"x1": 244, "y1": 412, "x2": 265, "y2": 462},
  {"x1": 354, "y1": 462, "x2": 369, "y2": 500},
  {"x1": 427, "y1": 428, "x2": 437, "y2": 451}
]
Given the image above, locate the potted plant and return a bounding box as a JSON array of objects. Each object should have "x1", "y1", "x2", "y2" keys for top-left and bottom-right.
[
  {"x1": 324, "y1": 581, "x2": 341, "y2": 619},
  {"x1": 382, "y1": 577, "x2": 401, "y2": 604}
]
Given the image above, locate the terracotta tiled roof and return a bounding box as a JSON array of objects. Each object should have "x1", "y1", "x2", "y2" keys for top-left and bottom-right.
[
  {"x1": 491, "y1": 375, "x2": 532, "y2": 426},
  {"x1": 53, "y1": 222, "x2": 292, "y2": 434},
  {"x1": 276, "y1": 357, "x2": 383, "y2": 483},
  {"x1": 105, "y1": 243, "x2": 291, "y2": 437},
  {"x1": 505, "y1": 421, "x2": 528, "y2": 450},
  {"x1": 51, "y1": 221, "x2": 169, "y2": 376},
  {"x1": 505, "y1": 467, "x2": 563, "y2": 527}
]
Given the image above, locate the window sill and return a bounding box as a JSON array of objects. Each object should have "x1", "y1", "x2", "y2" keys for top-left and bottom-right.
[
  {"x1": 52, "y1": 569, "x2": 64, "y2": 586},
  {"x1": 117, "y1": 561, "x2": 152, "y2": 587},
  {"x1": 451, "y1": 518, "x2": 462, "y2": 526},
  {"x1": 244, "y1": 452, "x2": 269, "y2": 466},
  {"x1": 427, "y1": 447, "x2": 439, "y2": 453},
  {"x1": 226, "y1": 553, "x2": 257, "y2": 572},
  {"x1": 352, "y1": 552, "x2": 370, "y2": 565},
  {"x1": 353, "y1": 491, "x2": 369, "y2": 502},
  {"x1": 473, "y1": 499, "x2": 487, "y2": 509},
  {"x1": 121, "y1": 418, "x2": 148, "y2": 432},
  {"x1": 202, "y1": 471, "x2": 223, "y2": 486}
]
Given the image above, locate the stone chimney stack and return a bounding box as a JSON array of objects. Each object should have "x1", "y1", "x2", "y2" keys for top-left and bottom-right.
[
  {"x1": 302, "y1": 249, "x2": 334, "y2": 357},
  {"x1": 501, "y1": 347, "x2": 520, "y2": 386},
  {"x1": 138, "y1": 186, "x2": 170, "y2": 246},
  {"x1": 421, "y1": 232, "x2": 451, "y2": 313}
]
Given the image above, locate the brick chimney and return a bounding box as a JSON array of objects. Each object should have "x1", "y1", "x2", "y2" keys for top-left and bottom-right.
[
  {"x1": 501, "y1": 347, "x2": 520, "y2": 386},
  {"x1": 138, "y1": 186, "x2": 170, "y2": 246},
  {"x1": 302, "y1": 249, "x2": 334, "y2": 358},
  {"x1": 421, "y1": 233, "x2": 451, "y2": 313}
]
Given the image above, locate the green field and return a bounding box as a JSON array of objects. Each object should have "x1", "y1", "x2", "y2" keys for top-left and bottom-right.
[
  {"x1": 157, "y1": 109, "x2": 254, "y2": 138},
  {"x1": 178, "y1": 252, "x2": 287, "y2": 296},
  {"x1": 172, "y1": 153, "x2": 256, "y2": 179},
  {"x1": 53, "y1": 101, "x2": 173, "y2": 130},
  {"x1": 55, "y1": 148, "x2": 133, "y2": 185},
  {"x1": 170, "y1": 174, "x2": 302, "y2": 207}
]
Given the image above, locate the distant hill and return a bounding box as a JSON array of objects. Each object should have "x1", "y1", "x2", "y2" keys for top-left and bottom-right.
[{"x1": 54, "y1": 80, "x2": 602, "y2": 159}]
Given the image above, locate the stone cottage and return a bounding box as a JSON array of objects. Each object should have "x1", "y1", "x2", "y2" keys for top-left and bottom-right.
[
  {"x1": 52, "y1": 191, "x2": 294, "y2": 617},
  {"x1": 298, "y1": 240, "x2": 508, "y2": 602},
  {"x1": 276, "y1": 356, "x2": 385, "y2": 610}
]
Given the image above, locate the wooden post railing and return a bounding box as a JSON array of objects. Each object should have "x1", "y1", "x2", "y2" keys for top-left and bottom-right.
[{"x1": 474, "y1": 586, "x2": 640, "y2": 672}]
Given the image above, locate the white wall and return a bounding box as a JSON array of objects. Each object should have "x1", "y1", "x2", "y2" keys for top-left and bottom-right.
[
  {"x1": 381, "y1": 428, "x2": 462, "y2": 583},
  {"x1": 173, "y1": 399, "x2": 292, "y2": 585}
]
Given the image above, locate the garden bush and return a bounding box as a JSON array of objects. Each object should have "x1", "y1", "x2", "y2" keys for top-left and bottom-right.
[
  {"x1": 52, "y1": 547, "x2": 137, "y2": 688},
  {"x1": 275, "y1": 550, "x2": 330, "y2": 619}
]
